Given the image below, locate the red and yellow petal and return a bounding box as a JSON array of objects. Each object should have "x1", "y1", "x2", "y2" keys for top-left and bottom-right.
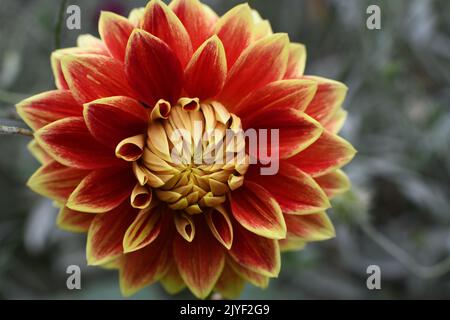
[
  {"x1": 279, "y1": 238, "x2": 307, "y2": 252},
  {"x1": 323, "y1": 108, "x2": 348, "y2": 134},
  {"x1": 229, "y1": 221, "x2": 280, "y2": 277},
  {"x1": 215, "y1": 3, "x2": 254, "y2": 68},
  {"x1": 119, "y1": 229, "x2": 173, "y2": 297},
  {"x1": 219, "y1": 33, "x2": 289, "y2": 106},
  {"x1": 231, "y1": 181, "x2": 286, "y2": 239},
  {"x1": 98, "y1": 11, "x2": 134, "y2": 61},
  {"x1": 86, "y1": 201, "x2": 138, "y2": 266},
  {"x1": 173, "y1": 217, "x2": 225, "y2": 299},
  {"x1": 214, "y1": 265, "x2": 245, "y2": 299},
  {"x1": 233, "y1": 79, "x2": 317, "y2": 116},
  {"x1": 16, "y1": 90, "x2": 81, "y2": 131},
  {"x1": 247, "y1": 162, "x2": 330, "y2": 215},
  {"x1": 205, "y1": 206, "x2": 233, "y2": 250},
  {"x1": 57, "y1": 206, "x2": 95, "y2": 233},
  {"x1": 314, "y1": 169, "x2": 351, "y2": 198},
  {"x1": 303, "y1": 76, "x2": 348, "y2": 124},
  {"x1": 27, "y1": 161, "x2": 88, "y2": 202},
  {"x1": 61, "y1": 54, "x2": 135, "y2": 104},
  {"x1": 288, "y1": 131, "x2": 356, "y2": 177},
  {"x1": 244, "y1": 107, "x2": 323, "y2": 160},
  {"x1": 125, "y1": 29, "x2": 183, "y2": 106},
  {"x1": 170, "y1": 0, "x2": 218, "y2": 50},
  {"x1": 227, "y1": 257, "x2": 269, "y2": 289},
  {"x1": 160, "y1": 261, "x2": 186, "y2": 295},
  {"x1": 141, "y1": 0, "x2": 193, "y2": 67},
  {"x1": 284, "y1": 43, "x2": 307, "y2": 79},
  {"x1": 284, "y1": 212, "x2": 335, "y2": 242},
  {"x1": 35, "y1": 117, "x2": 121, "y2": 169},
  {"x1": 184, "y1": 35, "x2": 227, "y2": 100},
  {"x1": 27, "y1": 140, "x2": 52, "y2": 165},
  {"x1": 67, "y1": 166, "x2": 136, "y2": 213},
  {"x1": 123, "y1": 205, "x2": 163, "y2": 253},
  {"x1": 83, "y1": 96, "x2": 148, "y2": 148}
]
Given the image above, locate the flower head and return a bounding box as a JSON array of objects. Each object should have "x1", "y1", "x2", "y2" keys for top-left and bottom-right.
[{"x1": 17, "y1": 0, "x2": 355, "y2": 298}]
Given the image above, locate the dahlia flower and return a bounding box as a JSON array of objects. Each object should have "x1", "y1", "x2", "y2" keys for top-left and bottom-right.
[{"x1": 16, "y1": 0, "x2": 356, "y2": 298}]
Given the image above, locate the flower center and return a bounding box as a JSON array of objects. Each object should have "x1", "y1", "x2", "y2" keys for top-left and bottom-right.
[{"x1": 134, "y1": 99, "x2": 248, "y2": 214}]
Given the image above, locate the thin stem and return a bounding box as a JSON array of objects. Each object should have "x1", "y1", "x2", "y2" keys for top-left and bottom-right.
[
  {"x1": 359, "y1": 221, "x2": 450, "y2": 279},
  {"x1": 54, "y1": 0, "x2": 69, "y2": 49},
  {"x1": 0, "y1": 125, "x2": 33, "y2": 137}
]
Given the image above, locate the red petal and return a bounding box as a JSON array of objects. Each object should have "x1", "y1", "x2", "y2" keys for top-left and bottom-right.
[
  {"x1": 184, "y1": 35, "x2": 227, "y2": 100},
  {"x1": 215, "y1": 4, "x2": 254, "y2": 68},
  {"x1": 61, "y1": 54, "x2": 135, "y2": 104},
  {"x1": 84, "y1": 96, "x2": 148, "y2": 148},
  {"x1": 27, "y1": 140, "x2": 52, "y2": 165},
  {"x1": 99, "y1": 11, "x2": 134, "y2": 61},
  {"x1": 205, "y1": 206, "x2": 233, "y2": 249},
  {"x1": 231, "y1": 181, "x2": 286, "y2": 239},
  {"x1": 284, "y1": 43, "x2": 307, "y2": 79},
  {"x1": 227, "y1": 257, "x2": 269, "y2": 288},
  {"x1": 141, "y1": 0, "x2": 193, "y2": 67},
  {"x1": 125, "y1": 29, "x2": 183, "y2": 106},
  {"x1": 288, "y1": 131, "x2": 356, "y2": 177},
  {"x1": 16, "y1": 90, "x2": 81, "y2": 131},
  {"x1": 174, "y1": 217, "x2": 225, "y2": 299},
  {"x1": 284, "y1": 212, "x2": 335, "y2": 241},
  {"x1": 233, "y1": 79, "x2": 317, "y2": 116},
  {"x1": 303, "y1": 76, "x2": 348, "y2": 124},
  {"x1": 219, "y1": 34, "x2": 289, "y2": 106},
  {"x1": 244, "y1": 107, "x2": 323, "y2": 160},
  {"x1": 35, "y1": 117, "x2": 120, "y2": 169},
  {"x1": 119, "y1": 226, "x2": 173, "y2": 297},
  {"x1": 229, "y1": 221, "x2": 280, "y2": 277},
  {"x1": 57, "y1": 206, "x2": 95, "y2": 233},
  {"x1": 170, "y1": 0, "x2": 218, "y2": 50},
  {"x1": 27, "y1": 160, "x2": 88, "y2": 202},
  {"x1": 67, "y1": 166, "x2": 136, "y2": 213},
  {"x1": 314, "y1": 169, "x2": 351, "y2": 198},
  {"x1": 247, "y1": 162, "x2": 330, "y2": 215},
  {"x1": 87, "y1": 201, "x2": 137, "y2": 265}
]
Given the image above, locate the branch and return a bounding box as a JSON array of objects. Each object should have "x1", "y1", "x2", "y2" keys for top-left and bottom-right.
[
  {"x1": 0, "y1": 125, "x2": 33, "y2": 137},
  {"x1": 359, "y1": 220, "x2": 450, "y2": 279}
]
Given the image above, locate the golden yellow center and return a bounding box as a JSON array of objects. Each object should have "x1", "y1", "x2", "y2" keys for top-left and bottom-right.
[{"x1": 133, "y1": 99, "x2": 248, "y2": 214}]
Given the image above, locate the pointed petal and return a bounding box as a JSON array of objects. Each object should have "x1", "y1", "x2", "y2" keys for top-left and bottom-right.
[
  {"x1": 244, "y1": 107, "x2": 323, "y2": 160},
  {"x1": 27, "y1": 161, "x2": 88, "y2": 202},
  {"x1": 128, "y1": 7, "x2": 145, "y2": 26},
  {"x1": 288, "y1": 131, "x2": 356, "y2": 177},
  {"x1": 247, "y1": 162, "x2": 330, "y2": 215},
  {"x1": 141, "y1": 0, "x2": 193, "y2": 67},
  {"x1": 284, "y1": 43, "x2": 307, "y2": 79},
  {"x1": 86, "y1": 201, "x2": 138, "y2": 265},
  {"x1": 57, "y1": 206, "x2": 95, "y2": 233},
  {"x1": 61, "y1": 54, "x2": 135, "y2": 104},
  {"x1": 323, "y1": 108, "x2": 347, "y2": 134},
  {"x1": 184, "y1": 35, "x2": 227, "y2": 100},
  {"x1": 215, "y1": 3, "x2": 254, "y2": 68},
  {"x1": 161, "y1": 262, "x2": 186, "y2": 295},
  {"x1": 27, "y1": 140, "x2": 52, "y2": 165},
  {"x1": 170, "y1": 0, "x2": 218, "y2": 50},
  {"x1": 219, "y1": 34, "x2": 289, "y2": 106},
  {"x1": 16, "y1": 90, "x2": 82, "y2": 131},
  {"x1": 231, "y1": 181, "x2": 286, "y2": 239},
  {"x1": 76, "y1": 34, "x2": 108, "y2": 52},
  {"x1": 214, "y1": 265, "x2": 245, "y2": 299},
  {"x1": 174, "y1": 213, "x2": 196, "y2": 242},
  {"x1": 229, "y1": 221, "x2": 280, "y2": 277},
  {"x1": 284, "y1": 212, "x2": 335, "y2": 241},
  {"x1": 233, "y1": 79, "x2": 317, "y2": 116},
  {"x1": 67, "y1": 166, "x2": 136, "y2": 213},
  {"x1": 119, "y1": 220, "x2": 173, "y2": 296},
  {"x1": 303, "y1": 76, "x2": 348, "y2": 124},
  {"x1": 227, "y1": 257, "x2": 269, "y2": 288},
  {"x1": 279, "y1": 238, "x2": 307, "y2": 252},
  {"x1": 205, "y1": 206, "x2": 233, "y2": 250},
  {"x1": 51, "y1": 47, "x2": 107, "y2": 90},
  {"x1": 314, "y1": 169, "x2": 351, "y2": 198},
  {"x1": 83, "y1": 96, "x2": 148, "y2": 148},
  {"x1": 174, "y1": 217, "x2": 225, "y2": 299},
  {"x1": 125, "y1": 29, "x2": 183, "y2": 106},
  {"x1": 123, "y1": 205, "x2": 162, "y2": 253},
  {"x1": 99, "y1": 11, "x2": 134, "y2": 61},
  {"x1": 35, "y1": 117, "x2": 120, "y2": 169}
]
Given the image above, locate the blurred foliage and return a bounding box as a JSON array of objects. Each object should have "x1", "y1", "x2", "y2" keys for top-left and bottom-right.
[{"x1": 0, "y1": 0, "x2": 449, "y2": 299}]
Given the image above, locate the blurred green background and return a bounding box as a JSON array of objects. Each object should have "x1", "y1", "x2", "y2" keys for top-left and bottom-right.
[{"x1": 0, "y1": 0, "x2": 449, "y2": 299}]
